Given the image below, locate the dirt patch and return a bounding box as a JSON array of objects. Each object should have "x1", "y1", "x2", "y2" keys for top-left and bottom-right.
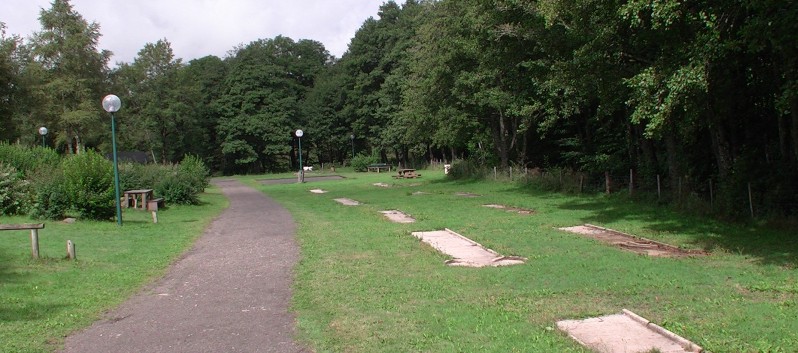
[
  {"x1": 559, "y1": 224, "x2": 707, "y2": 257},
  {"x1": 334, "y1": 198, "x2": 361, "y2": 206},
  {"x1": 557, "y1": 309, "x2": 703, "y2": 353},
  {"x1": 455, "y1": 192, "x2": 481, "y2": 197},
  {"x1": 259, "y1": 175, "x2": 345, "y2": 185},
  {"x1": 483, "y1": 204, "x2": 535, "y2": 215},
  {"x1": 380, "y1": 210, "x2": 415, "y2": 223}
]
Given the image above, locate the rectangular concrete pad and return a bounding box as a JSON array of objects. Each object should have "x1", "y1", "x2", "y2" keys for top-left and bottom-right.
[
  {"x1": 334, "y1": 198, "x2": 360, "y2": 206},
  {"x1": 557, "y1": 310, "x2": 702, "y2": 353},
  {"x1": 411, "y1": 229, "x2": 525, "y2": 267}
]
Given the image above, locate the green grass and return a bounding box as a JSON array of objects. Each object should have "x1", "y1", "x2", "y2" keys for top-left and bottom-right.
[
  {"x1": 0, "y1": 187, "x2": 227, "y2": 353},
  {"x1": 252, "y1": 169, "x2": 798, "y2": 353}
]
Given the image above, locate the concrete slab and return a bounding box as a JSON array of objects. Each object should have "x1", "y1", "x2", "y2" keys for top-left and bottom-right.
[
  {"x1": 558, "y1": 224, "x2": 706, "y2": 257},
  {"x1": 411, "y1": 229, "x2": 525, "y2": 267},
  {"x1": 557, "y1": 309, "x2": 703, "y2": 353},
  {"x1": 373, "y1": 183, "x2": 390, "y2": 188},
  {"x1": 334, "y1": 198, "x2": 361, "y2": 206},
  {"x1": 455, "y1": 192, "x2": 481, "y2": 197},
  {"x1": 380, "y1": 210, "x2": 415, "y2": 223},
  {"x1": 309, "y1": 189, "x2": 327, "y2": 194}
]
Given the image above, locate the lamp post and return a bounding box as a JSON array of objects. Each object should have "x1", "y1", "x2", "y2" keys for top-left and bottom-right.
[
  {"x1": 38, "y1": 127, "x2": 48, "y2": 148},
  {"x1": 296, "y1": 129, "x2": 304, "y2": 183},
  {"x1": 102, "y1": 94, "x2": 123, "y2": 226},
  {"x1": 350, "y1": 134, "x2": 355, "y2": 160}
]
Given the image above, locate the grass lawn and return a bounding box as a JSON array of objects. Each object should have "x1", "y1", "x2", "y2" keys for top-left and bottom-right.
[
  {"x1": 251, "y1": 169, "x2": 798, "y2": 353},
  {"x1": 0, "y1": 187, "x2": 227, "y2": 353}
]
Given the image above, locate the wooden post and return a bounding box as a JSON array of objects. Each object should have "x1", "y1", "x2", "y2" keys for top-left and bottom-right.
[
  {"x1": 579, "y1": 174, "x2": 584, "y2": 194},
  {"x1": 30, "y1": 229, "x2": 39, "y2": 259},
  {"x1": 748, "y1": 182, "x2": 754, "y2": 218},
  {"x1": 629, "y1": 169, "x2": 634, "y2": 195},
  {"x1": 494, "y1": 167, "x2": 497, "y2": 180},
  {"x1": 678, "y1": 177, "x2": 682, "y2": 199},
  {"x1": 152, "y1": 211, "x2": 158, "y2": 224},
  {"x1": 510, "y1": 166, "x2": 513, "y2": 181},
  {"x1": 67, "y1": 240, "x2": 76, "y2": 260},
  {"x1": 605, "y1": 171, "x2": 611, "y2": 194},
  {"x1": 657, "y1": 175, "x2": 661, "y2": 200},
  {"x1": 709, "y1": 179, "x2": 714, "y2": 209}
]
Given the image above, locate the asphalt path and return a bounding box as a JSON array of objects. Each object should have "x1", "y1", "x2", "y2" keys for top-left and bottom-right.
[{"x1": 60, "y1": 179, "x2": 308, "y2": 353}]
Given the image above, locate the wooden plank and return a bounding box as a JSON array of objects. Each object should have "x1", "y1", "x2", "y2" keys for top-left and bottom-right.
[{"x1": 0, "y1": 223, "x2": 45, "y2": 230}]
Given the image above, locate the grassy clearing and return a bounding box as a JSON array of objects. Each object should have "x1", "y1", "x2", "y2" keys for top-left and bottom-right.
[
  {"x1": 0, "y1": 187, "x2": 227, "y2": 353},
  {"x1": 253, "y1": 169, "x2": 798, "y2": 353}
]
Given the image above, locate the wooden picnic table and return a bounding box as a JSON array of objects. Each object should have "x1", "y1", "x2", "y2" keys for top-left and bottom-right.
[
  {"x1": 395, "y1": 168, "x2": 421, "y2": 178},
  {"x1": 123, "y1": 189, "x2": 153, "y2": 210}
]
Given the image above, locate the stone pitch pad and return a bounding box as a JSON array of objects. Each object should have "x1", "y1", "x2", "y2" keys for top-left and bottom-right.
[{"x1": 411, "y1": 229, "x2": 525, "y2": 267}]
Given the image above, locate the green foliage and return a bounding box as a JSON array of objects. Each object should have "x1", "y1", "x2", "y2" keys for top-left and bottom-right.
[
  {"x1": 0, "y1": 163, "x2": 30, "y2": 215},
  {"x1": 0, "y1": 143, "x2": 60, "y2": 177},
  {"x1": 27, "y1": 164, "x2": 70, "y2": 220},
  {"x1": 447, "y1": 159, "x2": 489, "y2": 180},
  {"x1": 119, "y1": 162, "x2": 167, "y2": 191},
  {"x1": 153, "y1": 156, "x2": 210, "y2": 205},
  {"x1": 61, "y1": 150, "x2": 115, "y2": 220},
  {"x1": 350, "y1": 153, "x2": 380, "y2": 172}
]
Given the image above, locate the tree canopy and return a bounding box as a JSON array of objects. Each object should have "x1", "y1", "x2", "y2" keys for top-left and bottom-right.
[{"x1": 1, "y1": 0, "x2": 796, "y2": 215}]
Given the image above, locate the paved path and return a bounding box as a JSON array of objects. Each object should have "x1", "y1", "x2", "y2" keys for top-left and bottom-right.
[{"x1": 61, "y1": 180, "x2": 308, "y2": 353}]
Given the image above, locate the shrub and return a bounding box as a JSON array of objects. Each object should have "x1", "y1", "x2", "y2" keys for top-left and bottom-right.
[
  {"x1": 119, "y1": 162, "x2": 167, "y2": 191},
  {"x1": 62, "y1": 150, "x2": 115, "y2": 221},
  {"x1": 154, "y1": 155, "x2": 210, "y2": 205},
  {"x1": 28, "y1": 164, "x2": 70, "y2": 220},
  {"x1": 351, "y1": 153, "x2": 380, "y2": 172},
  {"x1": 0, "y1": 163, "x2": 31, "y2": 215},
  {"x1": 447, "y1": 159, "x2": 489, "y2": 180},
  {"x1": 177, "y1": 155, "x2": 210, "y2": 194},
  {"x1": 0, "y1": 143, "x2": 60, "y2": 177}
]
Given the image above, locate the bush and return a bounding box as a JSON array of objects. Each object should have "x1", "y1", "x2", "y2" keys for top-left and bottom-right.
[
  {"x1": 0, "y1": 143, "x2": 60, "y2": 177},
  {"x1": 351, "y1": 153, "x2": 381, "y2": 172},
  {"x1": 0, "y1": 163, "x2": 31, "y2": 215},
  {"x1": 62, "y1": 150, "x2": 115, "y2": 220},
  {"x1": 119, "y1": 162, "x2": 167, "y2": 191},
  {"x1": 28, "y1": 164, "x2": 70, "y2": 220},
  {"x1": 178, "y1": 155, "x2": 210, "y2": 194},
  {"x1": 154, "y1": 155, "x2": 210, "y2": 205},
  {"x1": 447, "y1": 159, "x2": 489, "y2": 180}
]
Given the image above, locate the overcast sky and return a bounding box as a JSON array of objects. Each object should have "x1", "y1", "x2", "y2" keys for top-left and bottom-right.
[{"x1": 1, "y1": 0, "x2": 403, "y2": 65}]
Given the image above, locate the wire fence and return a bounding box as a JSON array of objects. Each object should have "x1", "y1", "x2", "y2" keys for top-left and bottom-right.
[{"x1": 444, "y1": 163, "x2": 798, "y2": 220}]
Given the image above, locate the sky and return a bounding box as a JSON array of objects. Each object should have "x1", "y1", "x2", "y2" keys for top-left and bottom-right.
[{"x1": 0, "y1": 0, "x2": 402, "y2": 65}]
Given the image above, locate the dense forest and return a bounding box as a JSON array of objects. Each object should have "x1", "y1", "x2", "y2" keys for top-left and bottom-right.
[{"x1": 1, "y1": 0, "x2": 796, "y2": 217}]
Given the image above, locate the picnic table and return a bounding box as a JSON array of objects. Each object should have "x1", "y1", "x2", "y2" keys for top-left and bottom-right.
[
  {"x1": 394, "y1": 168, "x2": 421, "y2": 179},
  {"x1": 367, "y1": 163, "x2": 391, "y2": 173},
  {"x1": 123, "y1": 189, "x2": 153, "y2": 210}
]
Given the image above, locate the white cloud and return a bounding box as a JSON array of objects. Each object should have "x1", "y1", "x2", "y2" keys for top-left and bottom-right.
[{"x1": 0, "y1": 0, "x2": 403, "y2": 64}]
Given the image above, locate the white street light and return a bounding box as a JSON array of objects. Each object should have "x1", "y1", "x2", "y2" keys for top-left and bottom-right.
[
  {"x1": 296, "y1": 129, "x2": 304, "y2": 183},
  {"x1": 102, "y1": 94, "x2": 123, "y2": 226}
]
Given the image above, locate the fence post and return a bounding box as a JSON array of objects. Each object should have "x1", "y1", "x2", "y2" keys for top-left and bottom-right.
[
  {"x1": 30, "y1": 229, "x2": 39, "y2": 259},
  {"x1": 579, "y1": 174, "x2": 584, "y2": 194},
  {"x1": 605, "y1": 171, "x2": 611, "y2": 194},
  {"x1": 657, "y1": 174, "x2": 661, "y2": 200},
  {"x1": 709, "y1": 179, "x2": 714, "y2": 209},
  {"x1": 494, "y1": 166, "x2": 497, "y2": 180},
  {"x1": 629, "y1": 169, "x2": 634, "y2": 195},
  {"x1": 67, "y1": 240, "x2": 76, "y2": 260},
  {"x1": 510, "y1": 166, "x2": 513, "y2": 181},
  {"x1": 748, "y1": 182, "x2": 754, "y2": 218}
]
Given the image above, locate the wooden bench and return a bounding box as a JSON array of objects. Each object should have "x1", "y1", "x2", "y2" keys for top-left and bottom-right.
[
  {"x1": 147, "y1": 198, "x2": 164, "y2": 212},
  {"x1": 367, "y1": 163, "x2": 391, "y2": 173},
  {"x1": 0, "y1": 223, "x2": 45, "y2": 258}
]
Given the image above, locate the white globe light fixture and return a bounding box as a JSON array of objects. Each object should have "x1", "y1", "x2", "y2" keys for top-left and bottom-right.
[
  {"x1": 102, "y1": 94, "x2": 123, "y2": 226},
  {"x1": 38, "y1": 127, "x2": 48, "y2": 148}
]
